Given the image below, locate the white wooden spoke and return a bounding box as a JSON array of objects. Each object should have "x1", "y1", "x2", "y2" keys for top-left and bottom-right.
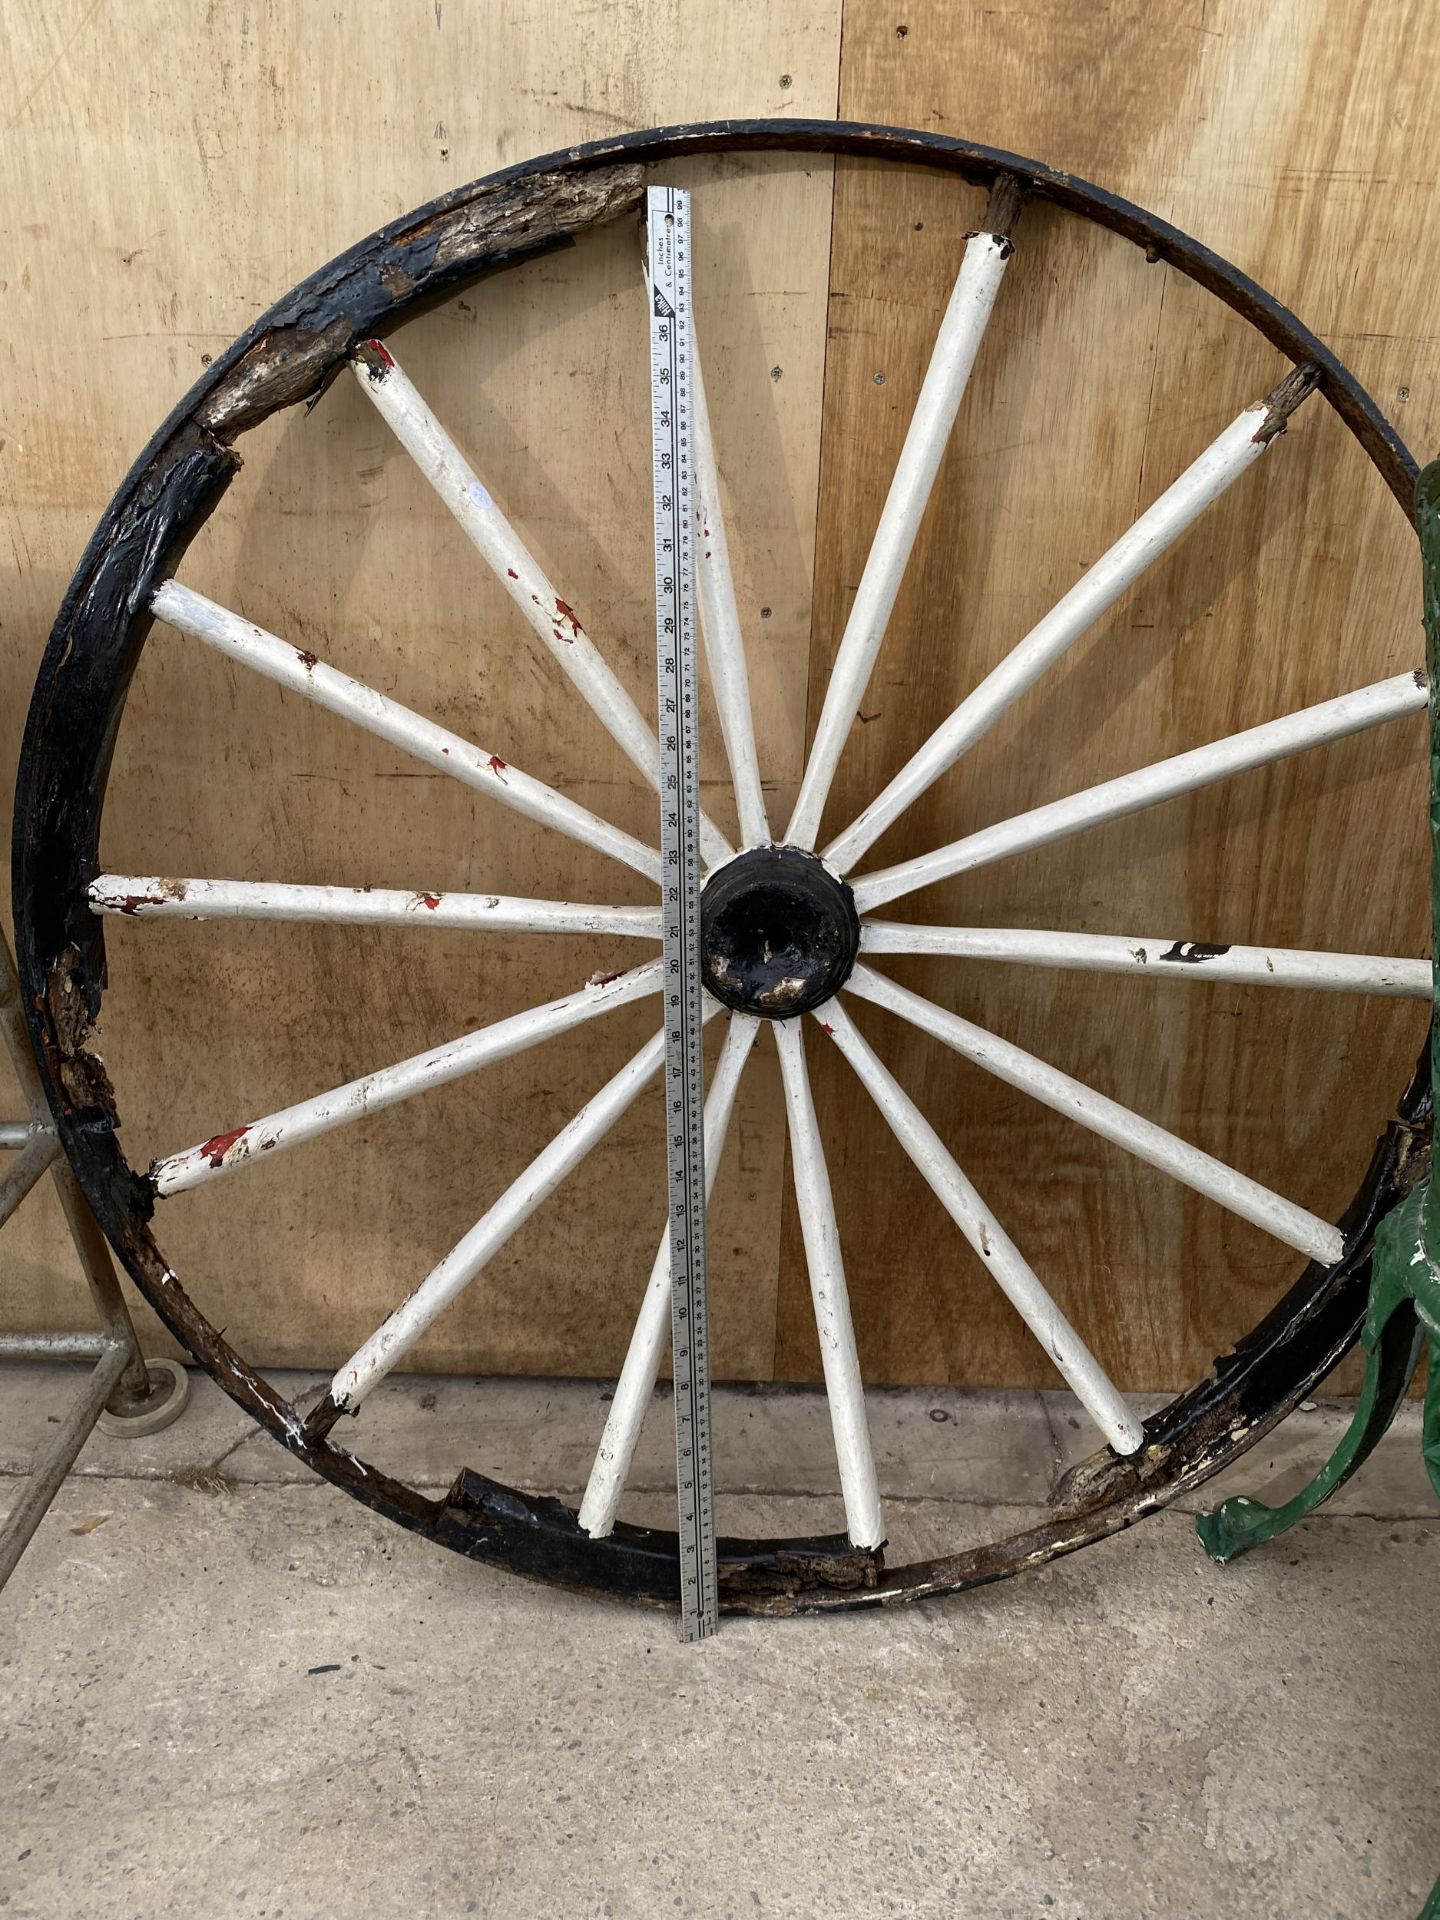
[
  {"x1": 860, "y1": 920, "x2": 1431, "y2": 998},
  {"x1": 846, "y1": 964, "x2": 1345, "y2": 1266},
  {"x1": 0, "y1": 1123, "x2": 37, "y2": 1150},
  {"x1": 773, "y1": 1017, "x2": 885, "y2": 1549},
  {"x1": 692, "y1": 331, "x2": 770, "y2": 849},
  {"x1": 90, "y1": 875, "x2": 661, "y2": 941},
  {"x1": 151, "y1": 581, "x2": 661, "y2": 884},
  {"x1": 852, "y1": 671, "x2": 1428, "y2": 914},
  {"x1": 328, "y1": 1007, "x2": 719, "y2": 1417},
  {"x1": 784, "y1": 222, "x2": 1016, "y2": 852},
  {"x1": 816, "y1": 1000, "x2": 1143, "y2": 1455},
  {"x1": 152, "y1": 961, "x2": 659, "y2": 1197},
  {"x1": 824, "y1": 375, "x2": 1316, "y2": 873},
  {"x1": 349, "y1": 343, "x2": 734, "y2": 868},
  {"x1": 578, "y1": 1013, "x2": 762, "y2": 1538}
]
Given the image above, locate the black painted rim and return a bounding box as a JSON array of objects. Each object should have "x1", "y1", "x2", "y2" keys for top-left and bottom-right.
[{"x1": 11, "y1": 119, "x2": 1430, "y2": 1613}]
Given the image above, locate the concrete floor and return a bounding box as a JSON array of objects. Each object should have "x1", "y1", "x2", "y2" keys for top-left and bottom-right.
[{"x1": 1, "y1": 1366, "x2": 1436, "y2": 1918}]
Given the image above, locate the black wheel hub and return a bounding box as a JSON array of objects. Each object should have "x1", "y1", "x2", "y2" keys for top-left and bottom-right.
[{"x1": 700, "y1": 845, "x2": 861, "y2": 1018}]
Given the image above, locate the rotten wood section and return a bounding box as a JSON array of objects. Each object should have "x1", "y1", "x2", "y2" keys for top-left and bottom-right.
[{"x1": 199, "y1": 167, "x2": 646, "y2": 439}]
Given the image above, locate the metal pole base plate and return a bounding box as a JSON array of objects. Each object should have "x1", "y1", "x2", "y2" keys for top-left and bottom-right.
[{"x1": 96, "y1": 1356, "x2": 190, "y2": 1439}]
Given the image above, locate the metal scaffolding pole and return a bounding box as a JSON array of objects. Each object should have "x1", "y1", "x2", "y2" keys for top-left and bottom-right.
[{"x1": 0, "y1": 926, "x2": 188, "y2": 1592}]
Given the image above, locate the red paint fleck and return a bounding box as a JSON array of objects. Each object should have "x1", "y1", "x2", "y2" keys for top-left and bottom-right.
[
  {"x1": 554, "y1": 597, "x2": 582, "y2": 639},
  {"x1": 487, "y1": 754, "x2": 508, "y2": 778},
  {"x1": 820, "y1": 1022, "x2": 835, "y2": 1035},
  {"x1": 587, "y1": 969, "x2": 622, "y2": 988},
  {"x1": 363, "y1": 338, "x2": 395, "y2": 369},
  {"x1": 116, "y1": 891, "x2": 166, "y2": 915},
  {"x1": 506, "y1": 567, "x2": 519, "y2": 579},
  {"x1": 199, "y1": 1125, "x2": 249, "y2": 1169},
  {"x1": 295, "y1": 648, "x2": 319, "y2": 671},
  {"x1": 417, "y1": 891, "x2": 441, "y2": 910}
]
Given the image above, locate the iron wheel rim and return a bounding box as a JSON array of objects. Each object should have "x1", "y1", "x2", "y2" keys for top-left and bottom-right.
[{"x1": 12, "y1": 117, "x2": 1430, "y2": 1613}]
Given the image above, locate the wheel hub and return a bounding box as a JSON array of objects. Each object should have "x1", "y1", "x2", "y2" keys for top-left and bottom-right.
[{"x1": 700, "y1": 846, "x2": 860, "y2": 1018}]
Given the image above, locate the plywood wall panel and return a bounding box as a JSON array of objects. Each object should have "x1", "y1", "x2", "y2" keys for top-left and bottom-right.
[
  {"x1": 0, "y1": 4, "x2": 840, "y2": 1374},
  {"x1": 3, "y1": 1, "x2": 1436, "y2": 1397},
  {"x1": 776, "y1": 0, "x2": 1435, "y2": 1392}
]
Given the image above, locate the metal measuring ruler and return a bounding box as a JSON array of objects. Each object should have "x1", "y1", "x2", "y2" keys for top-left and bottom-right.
[{"x1": 647, "y1": 183, "x2": 718, "y2": 1642}]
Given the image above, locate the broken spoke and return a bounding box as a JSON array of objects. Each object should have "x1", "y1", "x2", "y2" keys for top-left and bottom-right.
[{"x1": 692, "y1": 331, "x2": 770, "y2": 849}]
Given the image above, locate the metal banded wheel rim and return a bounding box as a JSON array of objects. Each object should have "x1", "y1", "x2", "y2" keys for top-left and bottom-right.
[{"x1": 12, "y1": 120, "x2": 1429, "y2": 1614}]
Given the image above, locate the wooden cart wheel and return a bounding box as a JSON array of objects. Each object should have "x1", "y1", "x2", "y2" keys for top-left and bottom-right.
[{"x1": 12, "y1": 121, "x2": 1430, "y2": 1612}]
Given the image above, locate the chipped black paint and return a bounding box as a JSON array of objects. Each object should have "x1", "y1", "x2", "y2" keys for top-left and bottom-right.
[
  {"x1": 437, "y1": 1472, "x2": 882, "y2": 1607},
  {"x1": 1158, "y1": 941, "x2": 1233, "y2": 965},
  {"x1": 11, "y1": 120, "x2": 1430, "y2": 1614}
]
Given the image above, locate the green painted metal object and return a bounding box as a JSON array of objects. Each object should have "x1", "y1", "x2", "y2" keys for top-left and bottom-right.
[
  {"x1": 1194, "y1": 1181, "x2": 1439, "y2": 1560},
  {"x1": 1196, "y1": 460, "x2": 1440, "y2": 1918}
]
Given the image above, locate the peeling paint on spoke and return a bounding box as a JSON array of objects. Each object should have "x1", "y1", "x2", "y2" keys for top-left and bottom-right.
[
  {"x1": 774, "y1": 1018, "x2": 884, "y2": 1549},
  {"x1": 320, "y1": 1012, "x2": 719, "y2": 1423},
  {"x1": 847, "y1": 965, "x2": 1345, "y2": 1266},
  {"x1": 350, "y1": 342, "x2": 733, "y2": 868},
  {"x1": 851, "y1": 672, "x2": 1428, "y2": 914},
  {"x1": 859, "y1": 921, "x2": 1430, "y2": 997},
  {"x1": 824, "y1": 367, "x2": 1318, "y2": 873},
  {"x1": 151, "y1": 962, "x2": 660, "y2": 1197},
  {"x1": 784, "y1": 181, "x2": 1021, "y2": 852},
  {"x1": 817, "y1": 1000, "x2": 1143, "y2": 1455},
  {"x1": 578, "y1": 1013, "x2": 761, "y2": 1539},
  {"x1": 90, "y1": 875, "x2": 661, "y2": 940},
  {"x1": 151, "y1": 581, "x2": 661, "y2": 883}
]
